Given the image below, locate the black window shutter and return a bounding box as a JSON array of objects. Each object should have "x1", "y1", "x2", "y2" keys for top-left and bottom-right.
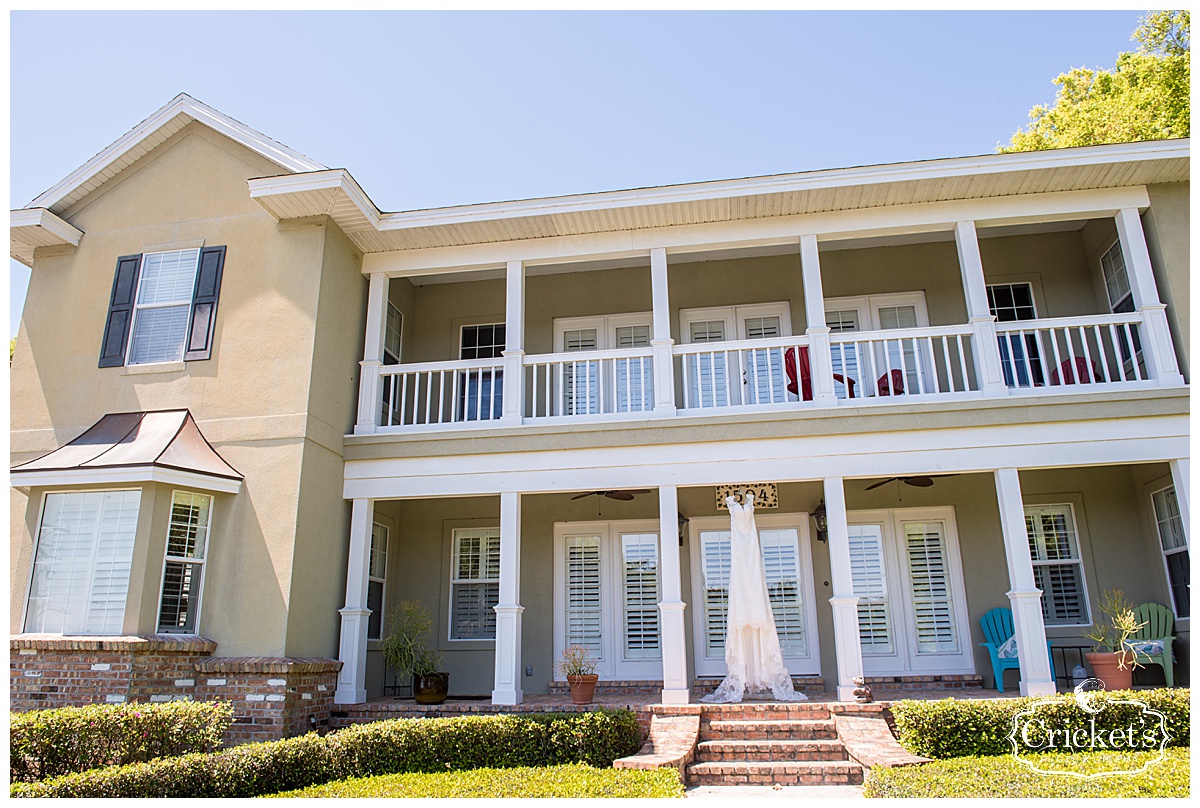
[
  {"x1": 98, "y1": 254, "x2": 142, "y2": 368},
  {"x1": 185, "y1": 246, "x2": 226, "y2": 361}
]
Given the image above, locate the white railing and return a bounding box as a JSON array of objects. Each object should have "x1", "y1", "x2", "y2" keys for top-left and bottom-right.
[
  {"x1": 828, "y1": 325, "x2": 977, "y2": 399},
  {"x1": 673, "y1": 335, "x2": 811, "y2": 410},
  {"x1": 995, "y1": 313, "x2": 1149, "y2": 390},
  {"x1": 524, "y1": 347, "x2": 655, "y2": 419},
  {"x1": 378, "y1": 358, "x2": 505, "y2": 427}
]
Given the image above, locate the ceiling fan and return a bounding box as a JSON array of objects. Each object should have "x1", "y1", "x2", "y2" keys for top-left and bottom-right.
[
  {"x1": 864, "y1": 475, "x2": 959, "y2": 491},
  {"x1": 571, "y1": 490, "x2": 651, "y2": 502}
]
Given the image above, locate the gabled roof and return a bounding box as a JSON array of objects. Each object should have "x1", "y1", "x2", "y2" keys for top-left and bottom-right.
[{"x1": 10, "y1": 409, "x2": 243, "y2": 494}]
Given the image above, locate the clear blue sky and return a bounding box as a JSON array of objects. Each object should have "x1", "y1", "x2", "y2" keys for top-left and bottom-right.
[{"x1": 8, "y1": 9, "x2": 1146, "y2": 338}]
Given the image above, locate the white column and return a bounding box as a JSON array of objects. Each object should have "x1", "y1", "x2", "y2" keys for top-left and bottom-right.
[
  {"x1": 955, "y1": 221, "x2": 1009, "y2": 397},
  {"x1": 335, "y1": 498, "x2": 375, "y2": 704},
  {"x1": 657, "y1": 484, "x2": 690, "y2": 704},
  {"x1": 800, "y1": 235, "x2": 837, "y2": 406},
  {"x1": 824, "y1": 477, "x2": 864, "y2": 701},
  {"x1": 1169, "y1": 458, "x2": 1190, "y2": 550},
  {"x1": 355, "y1": 273, "x2": 389, "y2": 434},
  {"x1": 994, "y1": 468, "x2": 1056, "y2": 697},
  {"x1": 492, "y1": 492, "x2": 524, "y2": 704},
  {"x1": 1115, "y1": 208, "x2": 1185, "y2": 387},
  {"x1": 501, "y1": 260, "x2": 526, "y2": 423},
  {"x1": 650, "y1": 248, "x2": 677, "y2": 416}
]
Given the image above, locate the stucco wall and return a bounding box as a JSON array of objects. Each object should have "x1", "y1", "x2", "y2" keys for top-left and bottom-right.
[{"x1": 1141, "y1": 182, "x2": 1190, "y2": 379}]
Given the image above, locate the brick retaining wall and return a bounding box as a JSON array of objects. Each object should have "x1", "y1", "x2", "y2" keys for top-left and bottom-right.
[{"x1": 194, "y1": 657, "x2": 341, "y2": 745}]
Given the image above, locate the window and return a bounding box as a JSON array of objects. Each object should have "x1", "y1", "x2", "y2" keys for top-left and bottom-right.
[
  {"x1": 680, "y1": 303, "x2": 791, "y2": 408},
  {"x1": 98, "y1": 247, "x2": 226, "y2": 368},
  {"x1": 554, "y1": 314, "x2": 653, "y2": 416},
  {"x1": 384, "y1": 303, "x2": 403, "y2": 364},
  {"x1": 987, "y1": 282, "x2": 1044, "y2": 388},
  {"x1": 1152, "y1": 487, "x2": 1189, "y2": 618},
  {"x1": 450, "y1": 527, "x2": 500, "y2": 639},
  {"x1": 367, "y1": 522, "x2": 389, "y2": 640},
  {"x1": 25, "y1": 490, "x2": 142, "y2": 634},
  {"x1": 1100, "y1": 242, "x2": 1134, "y2": 314},
  {"x1": 157, "y1": 491, "x2": 213, "y2": 633},
  {"x1": 825, "y1": 293, "x2": 931, "y2": 398},
  {"x1": 1024, "y1": 504, "x2": 1090, "y2": 625},
  {"x1": 458, "y1": 324, "x2": 505, "y2": 421}
]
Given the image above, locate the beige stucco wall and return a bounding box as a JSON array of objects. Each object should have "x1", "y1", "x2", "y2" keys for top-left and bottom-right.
[
  {"x1": 1141, "y1": 182, "x2": 1190, "y2": 379},
  {"x1": 9, "y1": 123, "x2": 363, "y2": 660}
]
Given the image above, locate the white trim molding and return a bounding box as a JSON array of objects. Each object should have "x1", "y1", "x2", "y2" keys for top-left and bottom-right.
[
  {"x1": 10, "y1": 208, "x2": 84, "y2": 267},
  {"x1": 10, "y1": 465, "x2": 242, "y2": 495}
]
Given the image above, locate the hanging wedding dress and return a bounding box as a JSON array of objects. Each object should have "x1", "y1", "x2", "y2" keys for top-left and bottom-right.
[{"x1": 701, "y1": 492, "x2": 808, "y2": 703}]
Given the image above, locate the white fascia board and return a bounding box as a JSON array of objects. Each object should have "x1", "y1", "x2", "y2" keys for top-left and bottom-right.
[
  {"x1": 366, "y1": 139, "x2": 1188, "y2": 233},
  {"x1": 362, "y1": 185, "x2": 1153, "y2": 277},
  {"x1": 248, "y1": 169, "x2": 381, "y2": 227},
  {"x1": 9, "y1": 465, "x2": 243, "y2": 495},
  {"x1": 27, "y1": 93, "x2": 325, "y2": 212},
  {"x1": 9, "y1": 208, "x2": 85, "y2": 266}
]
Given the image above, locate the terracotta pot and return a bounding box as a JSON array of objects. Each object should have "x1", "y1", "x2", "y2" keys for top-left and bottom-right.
[
  {"x1": 1085, "y1": 652, "x2": 1134, "y2": 691},
  {"x1": 566, "y1": 673, "x2": 599, "y2": 705},
  {"x1": 413, "y1": 672, "x2": 450, "y2": 705}
]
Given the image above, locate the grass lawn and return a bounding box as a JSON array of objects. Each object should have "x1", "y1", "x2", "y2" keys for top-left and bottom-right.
[
  {"x1": 267, "y1": 763, "x2": 685, "y2": 798},
  {"x1": 864, "y1": 748, "x2": 1189, "y2": 798}
]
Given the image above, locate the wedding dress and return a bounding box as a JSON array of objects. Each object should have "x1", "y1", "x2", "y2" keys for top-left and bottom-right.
[{"x1": 701, "y1": 492, "x2": 808, "y2": 703}]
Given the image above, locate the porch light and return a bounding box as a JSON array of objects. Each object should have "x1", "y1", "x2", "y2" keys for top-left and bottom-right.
[
  {"x1": 678, "y1": 512, "x2": 689, "y2": 546},
  {"x1": 812, "y1": 500, "x2": 828, "y2": 542}
]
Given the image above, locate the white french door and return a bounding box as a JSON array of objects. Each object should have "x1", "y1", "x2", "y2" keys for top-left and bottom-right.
[
  {"x1": 688, "y1": 512, "x2": 820, "y2": 677},
  {"x1": 555, "y1": 313, "x2": 653, "y2": 415},
  {"x1": 847, "y1": 507, "x2": 973, "y2": 674},
  {"x1": 680, "y1": 303, "x2": 793, "y2": 407},
  {"x1": 826, "y1": 293, "x2": 931, "y2": 398},
  {"x1": 553, "y1": 520, "x2": 663, "y2": 680}
]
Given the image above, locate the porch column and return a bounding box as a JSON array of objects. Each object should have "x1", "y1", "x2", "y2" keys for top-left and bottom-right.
[
  {"x1": 824, "y1": 477, "x2": 864, "y2": 701},
  {"x1": 354, "y1": 273, "x2": 389, "y2": 434},
  {"x1": 994, "y1": 468, "x2": 1056, "y2": 697},
  {"x1": 492, "y1": 492, "x2": 524, "y2": 704},
  {"x1": 650, "y1": 248, "x2": 677, "y2": 416},
  {"x1": 501, "y1": 260, "x2": 526, "y2": 423},
  {"x1": 1115, "y1": 208, "x2": 1185, "y2": 388},
  {"x1": 1169, "y1": 459, "x2": 1190, "y2": 550},
  {"x1": 657, "y1": 484, "x2": 690, "y2": 704},
  {"x1": 335, "y1": 498, "x2": 375, "y2": 704},
  {"x1": 955, "y1": 221, "x2": 1009, "y2": 397},
  {"x1": 800, "y1": 235, "x2": 837, "y2": 406}
]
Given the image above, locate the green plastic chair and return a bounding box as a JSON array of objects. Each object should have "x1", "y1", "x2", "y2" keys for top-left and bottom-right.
[{"x1": 1129, "y1": 603, "x2": 1176, "y2": 688}]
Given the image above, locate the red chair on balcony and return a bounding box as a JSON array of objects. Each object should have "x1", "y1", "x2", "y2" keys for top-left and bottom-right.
[
  {"x1": 784, "y1": 347, "x2": 857, "y2": 400},
  {"x1": 876, "y1": 368, "x2": 905, "y2": 396},
  {"x1": 1049, "y1": 356, "x2": 1101, "y2": 386}
]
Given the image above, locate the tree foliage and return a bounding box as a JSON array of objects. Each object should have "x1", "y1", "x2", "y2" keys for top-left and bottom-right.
[{"x1": 1001, "y1": 10, "x2": 1189, "y2": 152}]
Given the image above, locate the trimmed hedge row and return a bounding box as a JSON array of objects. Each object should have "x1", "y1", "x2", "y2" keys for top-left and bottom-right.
[
  {"x1": 10, "y1": 700, "x2": 234, "y2": 783},
  {"x1": 11, "y1": 709, "x2": 644, "y2": 799},
  {"x1": 891, "y1": 688, "x2": 1189, "y2": 760}
]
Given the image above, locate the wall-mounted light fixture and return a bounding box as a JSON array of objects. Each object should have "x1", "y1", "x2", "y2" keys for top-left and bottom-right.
[
  {"x1": 677, "y1": 512, "x2": 689, "y2": 546},
  {"x1": 811, "y1": 499, "x2": 828, "y2": 542}
]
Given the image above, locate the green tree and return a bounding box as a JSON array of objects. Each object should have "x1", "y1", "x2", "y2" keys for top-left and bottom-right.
[{"x1": 1001, "y1": 10, "x2": 1189, "y2": 152}]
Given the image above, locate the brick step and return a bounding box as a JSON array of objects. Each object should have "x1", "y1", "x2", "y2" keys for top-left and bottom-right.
[
  {"x1": 696, "y1": 739, "x2": 849, "y2": 762},
  {"x1": 698, "y1": 703, "x2": 831, "y2": 719},
  {"x1": 701, "y1": 718, "x2": 838, "y2": 741},
  {"x1": 686, "y1": 760, "x2": 864, "y2": 787}
]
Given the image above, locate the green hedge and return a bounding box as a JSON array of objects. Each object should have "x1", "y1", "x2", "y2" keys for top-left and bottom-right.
[
  {"x1": 10, "y1": 700, "x2": 233, "y2": 783},
  {"x1": 11, "y1": 709, "x2": 644, "y2": 799},
  {"x1": 864, "y1": 748, "x2": 1189, "y2": 798},
  {"x1": 891, "y1": 688, "x2": 1189, "y2": 760}
]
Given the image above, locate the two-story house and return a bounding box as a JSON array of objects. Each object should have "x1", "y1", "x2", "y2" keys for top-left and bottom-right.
[{"x1": 10, "y1": 95, "x2": 1189, "y2": 739}]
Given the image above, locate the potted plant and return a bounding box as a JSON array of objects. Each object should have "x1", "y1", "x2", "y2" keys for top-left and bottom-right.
[
  {"x1": 1082, "y1": 589, "x2": 1145, "y2": 690},
  {"x1": 381, "y1": 599, "x2": 449, "y2": 704},
  {"x1": 557, "y1": 645, "x2": 600, "y2": 705}
]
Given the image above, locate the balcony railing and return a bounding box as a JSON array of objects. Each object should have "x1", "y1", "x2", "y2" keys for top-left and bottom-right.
[
  {"x1": 828, "y1": 325, "x2": 977, "y2": 400},
  {"x1": 524, "y1": 347, "x2": 655, "y2": 420},
  {"x1": 379, "y1": 357, "x2": 504, "y2": 428},
  {"x1": 674, "y1": 335, "x2": 811, "y2": 411},
  {"x1": 995, "y1": 313, "x2": 1149, "y2": 390}
]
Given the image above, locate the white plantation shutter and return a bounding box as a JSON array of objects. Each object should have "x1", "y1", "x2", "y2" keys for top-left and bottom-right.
[
  {"x1": 689, "y1": 321, "x2": 729, "y2": 407},
  {"x1": 760, "y1": 528, "x2": 806, "y2": 656},
  {"x1": 563, "y1": 328, "x2": 600, "y2": 415},
  {"x1": 743, "y1": 316, "x2": 786, "y2": 405},
  {"x1": 620, "y1": 532, "x2": 661, "y2": 659},
  {"x1": 848, "y1": 524, "x2": 893, "y2": 655},
  {"x1": 701, "y1": 530, "x2": 732, "y2": 657},
  {"x1": 614, "y1": 325, "x2": 652, "y2": 413},
  {"x1": 904, "y1": 521, "x2": 958, "y2": 654},
  {"x1": 451, "y1": 528, "x2": 500, "y2": 639},
  {"x1": 565, "y1": 535, "x2": 603, "y2": 653},
  {"x1": 25, "y1": 490, "x2": 141, "y2": 634},
  {"x1": 1025, "y1": 505, "x2": 1088, "y2": 624},
  {"x1": 827, "y1": 309, "x2": 861, "y2": 399},
  {"x1": 157, "y1": 491, "x2": 213, "y2": 634}
]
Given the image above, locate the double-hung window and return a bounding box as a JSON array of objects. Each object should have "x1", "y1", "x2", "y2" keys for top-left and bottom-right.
[
  {"x1": 381, "y1": 303, "x2": 404, "y2": 424},
  {"x1": 1151, "y1": 486, "x2": 1189, "y2": 617},
  {"x1": 988, "y1": 282, "x2": 1044, "y2": 388},
  {"x1": 450, "y1": 528, "x2": 500, "y2": 639},
  {"x1": 1024, "y1": 504, "x2": 1090, "y2": 625},
  {"x1": 367, "y1": 522, "x2": 388, "y2": 640},
  {"x1": 157, "y1": 491, "x2": 213, "y2": 633},
  {"x1": 1100, "y1": 241, "x2": 1143, "y2": 373},
  {"x1": 99, "y1": 247, "x2": 226, "y2": 368},
  {"x1": 458, "y1": 324, "x2": 505, "y2": 421}
]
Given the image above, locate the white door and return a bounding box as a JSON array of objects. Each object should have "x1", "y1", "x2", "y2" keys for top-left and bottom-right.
[
  {"x1": 555, "y1": 314, "x2": 653, "y2": 415},
  {"x1": 680, "y1": 303, "x2": 793, "y2": 407},
  {"x1": 688, "y1": 512, "x2": 820, "y2": 677},
  {"x1": 553, "y1": 520, "x2": 663, "y2": 680},
  {"x1": 825, "y1": 293, "x2": 930, "y2": 397},
  {"x1": 848, "y1": 507, "x2": 973, "y2": 675}
]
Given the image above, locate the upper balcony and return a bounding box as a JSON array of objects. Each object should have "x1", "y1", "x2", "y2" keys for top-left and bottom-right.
[{"x1": 351, "y1": 204, "x2": 1185, "y2": 435}]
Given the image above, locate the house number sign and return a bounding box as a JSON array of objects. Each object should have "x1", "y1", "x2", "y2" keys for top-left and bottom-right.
[{"x1": 716, "y1": 483, "x2": 779, "y2": 509}]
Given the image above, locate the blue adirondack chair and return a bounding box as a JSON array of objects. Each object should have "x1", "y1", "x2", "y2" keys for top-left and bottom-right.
[
  {"x1": 979, "y1": 607, "x2": 1056, "y2": 692},
  {"x1": 1130, "y1": 603, "x2": 1176, "y2": 688}
]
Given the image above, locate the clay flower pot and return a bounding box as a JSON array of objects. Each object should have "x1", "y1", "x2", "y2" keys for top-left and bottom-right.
[
  {"x1": 566, "y1": 673, "x2": 599, "y2": 705},
  {"x1": 1085, "y1": 652, "x2": 1134, "y2": 691},
  {"x1": 413, "y1": 672, "x2": 450, "y2": 704}
]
